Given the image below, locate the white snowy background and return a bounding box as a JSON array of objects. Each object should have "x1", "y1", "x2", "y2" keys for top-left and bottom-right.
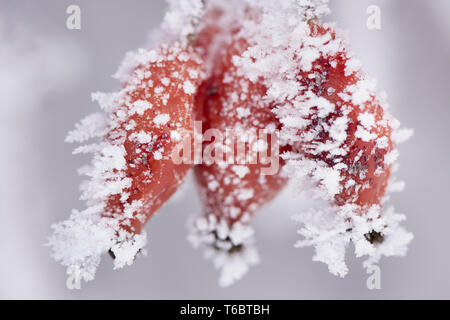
[{"x1": 0, "y1": 0, "x2": 449, "y2": 299}]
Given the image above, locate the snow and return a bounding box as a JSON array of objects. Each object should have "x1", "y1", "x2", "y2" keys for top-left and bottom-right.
[
  {"x1": 49, "y1": 209, "x2": 144, "y2": 283},
  {"x1": 293, "y1": 204, "x2": 413, "y2": 277},
  {"x1": 358, "y1": 112, "x2": 376, "y2": 129},
  {"x1": 188, "y1": 214, "x2": 259, "y2": 287},
  {"x1": 231, "y1": 165, "x2": 250, "y2": 179},
  {"x1": 348, "y1": 78, "x2": 377, "y2": 105},
  {"x1": 65, "y1": 113, "x2": 107, "y2": 144},
  {"x1": 236, "y1": 188, "x2": 254, "y2": 201},
  {"x1": 393, "y1": 127, "x2": 414, "y2": 144},
  {"x1": 344, "y1": 57, "x2": 362, "y2": 77},
  {"x1": 132, "y1": 99, "x2": 153, "y2": 115},
  {"x1": 188, "y1": 68, "x2": 199, "y2": 79},
  {"x1": 153, "y1": 113, "x2": 171, "y2": 125},
  {"x1": 328, "y1": 116, "x2": 348, "y2": 144},
  {"x1": 208, "y1": 180, "x2": 220, "y2": 191},
  {"x1": 170, "y1": 130, "x2": 182, "y2": 141},
  {"x1": 233, "y1": 0, "x2": 412, "y2": 276},
  {"x1": 153, "y1": 151, "x2": 163, "y2": 160},
  {"x1": 183, "y1": 80, "x2": 196, "y2": 95},
  {"x1": 236, "y1": 107, "x2": 251, "y2": 118},
  {"x1": 376, "y1": 136, "x2": 389, "y2": 149},
  {"x1": 162, "y1": 0, "x2": 206, "y2": 41},
  {"x1": 161, "y1": 77, "x2": 170, "y2": 86},
  {"x1": 385, "y1": 149, "x2": 399, "y2": 165},
  {"x1": 129, "y1": 131, "x2": 152, "y2": 144},
  {"x1": 313, "y1": 167, "x2": 342, "y2": 199},
  {"x1": 355, "y1": 125, "x2": 378, "y2": 142}
]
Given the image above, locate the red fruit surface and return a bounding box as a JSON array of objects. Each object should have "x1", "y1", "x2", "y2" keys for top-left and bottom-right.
[
  {"x1": 103, "y1": 43, "x2": 204, "y2": 234},
  {"x1": 194, "y1": 33, "x2": 287, "y2": 227},
  {"x1": 288, "y1": 23, "x2": 394, "y2": 208}
]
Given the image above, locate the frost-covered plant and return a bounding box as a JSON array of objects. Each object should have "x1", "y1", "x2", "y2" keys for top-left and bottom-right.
[{"x1": 48, "y1": 0, "x2": 412, "y2": 287}]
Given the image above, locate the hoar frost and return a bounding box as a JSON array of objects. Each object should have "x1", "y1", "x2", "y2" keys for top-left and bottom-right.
[
  {"x1": 234, "y1": 0, "x2": 413, "y2": 276},
  {"x1": 188, "y1": 214, "x2": 259, "y2": 287}
]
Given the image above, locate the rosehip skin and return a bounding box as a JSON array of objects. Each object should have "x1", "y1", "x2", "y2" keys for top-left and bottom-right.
[
  {"x1": 194, "y1": 33, "x2": 287, "y2": 227},
  {"x1": 104, "y1": 46, "x2": 203, "y2": 234},
  {"x1": 294, "y1": 23, "x2": 393, "y2": 208}
]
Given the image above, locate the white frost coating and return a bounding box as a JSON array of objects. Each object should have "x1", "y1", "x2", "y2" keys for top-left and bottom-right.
[
  {"x1": 65, "y1": 113, "x2": 107, "y2": 143},
  {"x1": 132, "y1": 100, "x2": 153, "y2": 115},
  {"x1": 385, "y1": 149, "x2": 399, "y2": 165},
  {"x1": 110, "y1": 233, "x2": 147, "y2": 269},
  {"x1": 113, "y1": 49, "x2": 159, "y2": 83},
  {"x1": 328, "y1": 116, "x2": 348, "y2": 144},
  {"x1": 129, "y1": 131, "x2": 153, "y2": 144},
  {"x1": 293, "y1": 205, "x2": 413, "y2": 277},
  {"x1": 392, "y1": 127, "x2": 414, "y2": 144},
  {"x1": 208, "y1": 180, "x2": 219, "y2": 191},
  {"x1": 358, "y1": 112, "x2": 375, "y2": 129},
  {"x1": 347, "y1": 78, "x2": 377, "y2": 105},
  {"x1": 50, "y1": 47, "x2": 157, "y2": 285},
  {"x1": 355, "y1": 125, "x2": 378, "y2": 142},
  {"x1": 49, "y1": 1, "x2": 205, "y2": 286},
  {"x1": 236, "y1": 107, "x2": 251, "y2": 118},
  {"x1": 162, "y1": 0, "x2": 207, "y2": 41},
  {"x1": 233, "y1": 0, "x2": 413, "y2": 276},
  {"x1": 295, "y1": 0, "x2": 331, "y2": 20},
  {"x1": 344, "y1": 57, "x2": 362, "y2": 77},
  {"x1": 231, "y1": 165, "x2": 250, "y2": 179},
  {"x1": 183, "y1": 80, "x2": 196, "y2": 95},
  {"x1": 237, "y1": 188, "x2": 254, "y2": 201},
  {"x1": 188, "y1": 214, "x2": 259, "y2": 287},
  {"x1": 170, "y1": 130, "x2": 182, "y2": 141},
  {"x1": 282, "y1": 157, "x2": 342, "y2": 201},
  {"x1": 49, "y1": 209, "x2": 147, "y2": 283},
  {"x1": 153, "y1": 113, "x2": 171, "y2": 125},
  {"x1": 153, "y1": 151, "x2": 163, "y2": 160}
]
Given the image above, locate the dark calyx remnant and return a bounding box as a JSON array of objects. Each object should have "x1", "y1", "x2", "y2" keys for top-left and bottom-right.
[
  {"x1": 108, "y1": 248, "x2": 141, "y2": 260},
  {"x1": 364, "y1": 230, "x2": 384, "y2": 244},
  {"x1": 108, "y1": 249, "x2": 116, "y2": 259},
  {"x1": 212, "y1": 230, "x2": 244, "y2": 254}
]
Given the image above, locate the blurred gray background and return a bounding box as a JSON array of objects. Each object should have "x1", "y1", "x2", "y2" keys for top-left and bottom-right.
[{"x1": 0, "y1": 0, "x2": 449, "y2": 299}]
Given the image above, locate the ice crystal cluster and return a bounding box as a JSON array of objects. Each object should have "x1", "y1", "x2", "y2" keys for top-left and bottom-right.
[{"x1": 188, "y1": 215, "x2": 259, "y2": 287}]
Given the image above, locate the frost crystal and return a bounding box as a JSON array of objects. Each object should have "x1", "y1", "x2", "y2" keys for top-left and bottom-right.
[
  {"x1": 162, "y1": 0, "x2": 207, "y2": 41},
  {"x1": 49, "y1": 210, "x2": 147, "y2": 283},
  {"x1": 293, "y1": 205, "x2": 413, "y2": 277},
  {"x1": 188, "y1": 214, "x2": 259, "y2": 287}
]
